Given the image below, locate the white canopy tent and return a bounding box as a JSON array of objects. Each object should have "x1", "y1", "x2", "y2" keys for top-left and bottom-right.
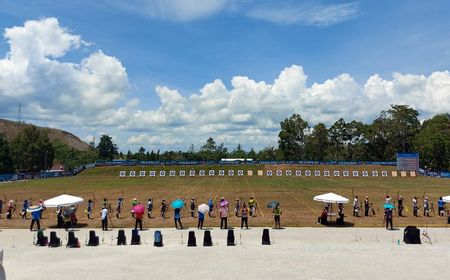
[
  {"x1": 44, "y1": 194, "x2": 84, "y2": 207},
  {"x1": 313, "y1": 192, "x2": 349, "y2": 204},
  {"x1": 442, "y1": 196, "x2": 450, "y2": 203}
]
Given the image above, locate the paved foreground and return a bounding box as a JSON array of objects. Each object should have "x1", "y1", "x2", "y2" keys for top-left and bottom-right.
[{"x1": 2, "y1": 226, "x2": 450, "y2": 280}]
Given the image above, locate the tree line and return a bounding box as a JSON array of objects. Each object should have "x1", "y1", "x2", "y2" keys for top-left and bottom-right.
[{"x1": 0, "y1": 104, "x2": 448, "y2": 173}]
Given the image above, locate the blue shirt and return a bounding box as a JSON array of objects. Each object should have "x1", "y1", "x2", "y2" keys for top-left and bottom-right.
[
  {"x1": 31, "y1": 210, "x2": 41, "y2": 220},
  {"x1": 438, "y1": 199, "x2": 445, "y2": 208},
  {"x1": 174, "y1": 208, "x2": 181, "y2": 219},
  {"x1": 198, "y1": 211, "x2": 204, "y2": 220}
]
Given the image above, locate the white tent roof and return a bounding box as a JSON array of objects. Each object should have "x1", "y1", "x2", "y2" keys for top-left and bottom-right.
[
  {"x1": 44, "y1": 194, "x2": 84, "y2": 207},
  {"x1": 313, "y1": 192, "x2": 349, "y2": 204},
  {"x1": 442, "y1": 196, "x2": 450, "y2": 203}
]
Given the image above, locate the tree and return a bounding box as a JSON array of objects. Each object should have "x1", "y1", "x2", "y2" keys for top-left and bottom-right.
[
  {"x1": 199, "y1": 137, "x2": 217, "y2": 160},
  {"x1": 136, "y1": 146, "x2": 146, "y2": 161},
  {"x1": 52, "y1": 140, "x2": 97, "y2": 171},
  {"x1": 257, "y1": 146, "x2": 278, "y2": 161},
  {"x1": 231, "y1": 143, "x2": 246, "y2": 158},
  {"x1": 305, "y1": 123, "x2": 328, "y2": 161},
  {"x1": 385, "y1": 104, "x2": 420, "y2": 153},
  {"x1": 278, "y1": 114, "x2": 308, "y2": 160},
  {"x1": 96, "y1": 135, "x2": 118, "y2": 160},
  {"x1": 10, "y1": 125, "x2": 54, "y2": 171},
  {"x1": 247, "y1": 148, "x2": 257, "y2": 159},
  {"x1": 414, "y1": 114, "x2": 450, "y2": 171},
  {"x1": 0, "y1": 134, "x2": 13, "y2": 173}
]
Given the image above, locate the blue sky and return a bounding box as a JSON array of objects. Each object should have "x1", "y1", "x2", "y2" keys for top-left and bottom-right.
[{"x1": 0, "y1": 0, "x2": 449, "y2": 152}]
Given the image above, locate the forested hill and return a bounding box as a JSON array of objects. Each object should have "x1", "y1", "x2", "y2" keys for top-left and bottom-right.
[{"x1": 0, "y1": 119, "x2": 89, "y2": 151}]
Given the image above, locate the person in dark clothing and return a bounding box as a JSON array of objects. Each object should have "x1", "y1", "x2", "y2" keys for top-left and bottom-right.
[
  {"x1": 385, "y1": 208, "x2": 393, "y2": 230},
  {"x1": 241, "y1": 203, "x2": 249, "y2": 229},
  {"x1": 397, "y1": 195, "x2": 404, "y2": 216},
  {"x1": 364, "y1": 196, "x2": 369, "y2": 217},
  {"x1": 190, "y1": 197, "x2": 196, "y2": 218},
  {"x1": 57, "y1": 207, "x2": 64, "y2": 228},
  {"x1": 174, "y1": 208, "x2": 183, "y2": 229}
]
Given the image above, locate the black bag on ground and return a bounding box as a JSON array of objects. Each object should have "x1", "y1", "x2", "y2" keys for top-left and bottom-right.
[
  {"x1": 227, "y1": 229, "x2": 235, "y2": 246},
  {"x1": 154, "y1": 230, "x2": 163, "y2": 247},
  {"x1": 88, "y1": 230, "x2": 99, "y2": 246},
  {"x1": 262, "y1": 228, "x2": 271, "y2": 245},
  {"x1": 187, "y1": 231, "x2": 196, "y2": 247},
  {"x1": 203, "y1": 230, "x2": 212, "y2": 246},
  {"x1": 131, "y1": 229, "x2": 141, "y2": 245},
  {"x1": 49, "y1": 231, "x2": 61, "y2": 247},
  {"x1": 67, "y1": 231, "x2": 80, "y2": 248},
  {"x1": 36, "y1": 230, "x2": 48, "y2": 246},
  {"x1": 403, "y1": 226, "x2": 421, "y2": 244},
  {"x1": 117, "y1": 229, "x2": 126, "y2": 245}
]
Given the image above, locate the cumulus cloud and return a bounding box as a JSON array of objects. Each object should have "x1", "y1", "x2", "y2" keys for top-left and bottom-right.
[
  {"x1": 1, "y1": 18, "x2": 449, "y2": 152},
  {"x1": 247, "y1": 2, "x2": 359, "y2": 26},
  {"x1": 0, "y1": 18, "x2": 128, "y2": 121}
]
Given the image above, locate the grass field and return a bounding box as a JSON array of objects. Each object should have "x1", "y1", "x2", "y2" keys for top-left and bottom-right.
[{"x1": 1, "y1": 165, "x2": 449, "y2": 229}]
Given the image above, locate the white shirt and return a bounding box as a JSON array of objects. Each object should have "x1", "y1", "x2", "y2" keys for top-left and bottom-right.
[{"x1": 101, "y1": 208, "x2": 108, "y2": 220}]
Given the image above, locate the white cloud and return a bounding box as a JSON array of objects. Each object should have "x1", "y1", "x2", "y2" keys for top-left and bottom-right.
[
  {"x1": 0, "y1": 18, "x2": 128, "y2": 120},
  {"x1": 1, "y1": 18, "x2": 449, "y2": 152},
  {"x1": 110, "y1": 0, "x2": 229, "y2": 22},
  {"x1": 247, "y1": 2, "x2": 359, "y2": 26}
]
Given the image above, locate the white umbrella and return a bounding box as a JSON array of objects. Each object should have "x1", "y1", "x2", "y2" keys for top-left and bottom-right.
[
  {"x1": 442, "y1": 196, "x2": 450, "y2": 203},
  {"x1": 44, "y1": 194, "x2": 84, "y2": 207},
  {"x1": 313, "y1": 192, "x2": 349, "y2": 204},
  {"x1": 198, "y1": 203, "x2": 210, "y2": 214}
]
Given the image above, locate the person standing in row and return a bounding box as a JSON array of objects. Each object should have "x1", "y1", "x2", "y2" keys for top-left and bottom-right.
[
  {"x1": 190, "y1": 197, "x2": 196, "y2": 218},
  {"x1": 235, "y1": 199, "x2": 241, "y2": 217},
  {"x1": 219, "y1": 198, "x2": 228, "y2": 229},
  {"x1": 147, "y1": 198, "x2": 153, "y2": 218},
  {"x1": 364, "y1": 196, "x2": 370, "y2": 217},
  {"x1": 241, "y1": 203, "x2": 248, "y2": 229},
  {"x1": 135, "y1": 203, "x2": 143, "y2": 231},
  {"x1": 174, "y1": 207, "x2": 183, "y2": 229},
  {"x1": 248, "y1": 197, "x2": 256, "y2": 217},
  {"x1": 86, "y1": 199, "x2": 93, "y2": 219},
  {"x1": 397, "y1": 195, "x2": 404, "y2": 217},
  {"x1": 131, "y1": 198, "x2": 138, "y2": 218},
  {"x1": 208, "y1": 198, "x2": 214, "y2": 217},
  {"x1": 161, "y1": 199, "x2": 167, "y2": 219},
  {"x1": 30, "y1": 208, "x2": 41, "y2": 231},
  {"x1": 101, "y1": 206, "x2": 108, "y2": 231},
  {"x1": 197, "y1": 210, "x2": 204, "y2": 229},
  {"x1": 423, "y1": 197, "x2": 430, "y2": 217},
  {"x1": 21, "y1": 199, "x2": 29, "y2": 220},
  {"x1": 353, "y1": 196, "x2": 359, "y2": 217},
  {"x1": 385, "y1": 207, "x2": 393, "y2": 230},
  {"x1": 116, "y1": 197, "x2": 123, "y2": 219},
  {"x1": 273, "y1": 204, "x2": 282, "y2": 229},
  {"x1": 438, "y1": 197, "x2": 445, "y2": 217},
  {"x1": 412, "y1": 197, "x2": 419, "y2": 217}
]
